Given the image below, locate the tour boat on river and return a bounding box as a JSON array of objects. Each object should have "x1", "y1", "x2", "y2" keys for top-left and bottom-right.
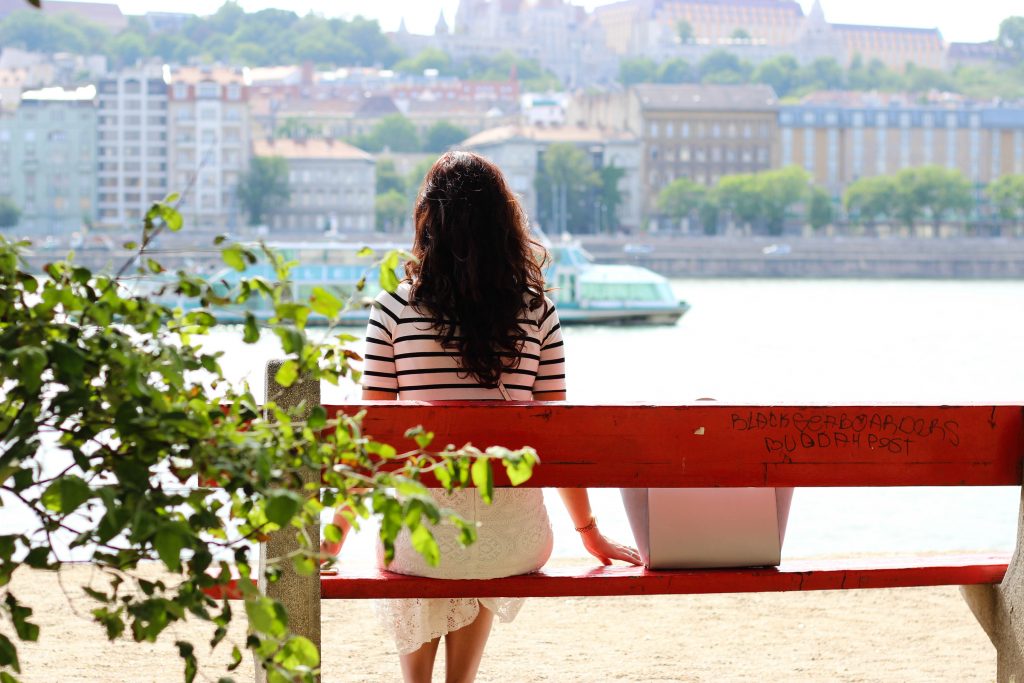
[{"x1": 156, "y1": 239, "x2": 689, "y2": 326}]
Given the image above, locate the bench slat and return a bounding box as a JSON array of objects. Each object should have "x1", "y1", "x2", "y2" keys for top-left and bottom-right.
[
  {"x1": 319, "y1": 554, "x2": 1009, "y2": 599},
  {"x1": 330, "y1": 404, "x2": 1024, "y2": 487}
]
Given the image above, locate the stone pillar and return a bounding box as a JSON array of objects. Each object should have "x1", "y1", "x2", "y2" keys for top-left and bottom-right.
[
  {"x1": 256, "y1": 360, "x2": 321, "y2": 683},
  {"x1": 962, "y1": 487, "x2": 1024, "y2": 682}
]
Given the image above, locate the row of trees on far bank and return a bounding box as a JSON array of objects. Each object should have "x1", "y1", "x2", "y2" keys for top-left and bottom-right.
[
  {"x1": 656, "y1": 166, "x2": 1024, "y2": 237},
  {"x1": 657, "y1": 167, "x2": 831, "y2": 236}
]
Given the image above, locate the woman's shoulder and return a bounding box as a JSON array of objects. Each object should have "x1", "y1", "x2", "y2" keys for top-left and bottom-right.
[
  {"x1": 521, "y1": 290, "x2": 558, "y2": 326},
  {"x1": 372, "y1": 282, "x2": 412, "y2": 320}
]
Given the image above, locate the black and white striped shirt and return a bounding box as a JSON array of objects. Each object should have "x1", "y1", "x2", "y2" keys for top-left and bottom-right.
[{"x1": 361, "y1": 282, "x2": 566, "y2": 399}]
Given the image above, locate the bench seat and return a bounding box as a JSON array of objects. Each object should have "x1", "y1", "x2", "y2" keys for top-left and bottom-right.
[{"x1": 317, "y1": 553, "x2": 1010, "y2": 599}]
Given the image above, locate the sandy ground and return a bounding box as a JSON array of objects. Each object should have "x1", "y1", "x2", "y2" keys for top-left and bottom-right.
[{"x1": 6, "y1": 562, "x2": 995, "y2": 683}]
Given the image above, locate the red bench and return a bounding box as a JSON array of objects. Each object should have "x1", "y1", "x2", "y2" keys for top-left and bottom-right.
[{"x1": 254, "y1": 386, "x2": 1024, "y2": 680}]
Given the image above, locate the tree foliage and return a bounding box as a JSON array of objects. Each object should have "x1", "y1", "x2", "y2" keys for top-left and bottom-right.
[
  {"x1": 987, "y1": 174, "x2": 1024, "y2": 226},
  {"x1": 715, "y1": 166, "x2": 810, "y2": 235},
  {"x1": 807, "y1": 187, "x2": 834, "y2": 231},
  {"x1": 656, "y1": 177, "x2": 706, "y2": 227},
  {"x1": 843, "y1": 166, "x2": 974, "y2": 232},
  {"x1": 354, "y1": 114, "x2": 420, "y2": 154},
  {"x1": 423, "y1": 121, "x2": 469, "y2": 153},
  {"x1": 0, "y1": 2, "x2": 401, "y2": 68},
  {"x1": 535, "y1": 143, "x2": 602, "y2": 234},
  {"x1": 375, "y1": 189, "x2": 408, "y2": 232},
  {"x1": 238, "y1": 156, "x2": 291, "y2": 226},
  {"x1": 0, "y1": 198, "x2": 20, "y2": 229},
  {"x1": 0, "y1": 199, "x2": 536, "y2": 681}
]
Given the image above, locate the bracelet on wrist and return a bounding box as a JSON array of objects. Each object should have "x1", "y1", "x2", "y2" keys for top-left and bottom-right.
[{"x1": 574, "y1": 516, "x2": 598, "y2": 534}]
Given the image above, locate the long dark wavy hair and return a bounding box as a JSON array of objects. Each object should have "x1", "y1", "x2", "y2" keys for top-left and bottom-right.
[{"x1": 406, "y1": 151, "x2": 548, "y2": 386}]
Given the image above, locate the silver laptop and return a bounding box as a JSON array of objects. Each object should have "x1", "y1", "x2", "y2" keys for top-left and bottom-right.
[{"x1": 621, "y1": 488, "x2": 794, "y2": 569}]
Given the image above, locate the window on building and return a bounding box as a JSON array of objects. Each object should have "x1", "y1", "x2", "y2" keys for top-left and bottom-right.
[{"x1": 197, "y1": 83, "x2": 219, "y2": 99}]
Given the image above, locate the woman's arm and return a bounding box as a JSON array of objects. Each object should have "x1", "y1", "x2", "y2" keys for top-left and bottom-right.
[{"x1": 538, "y1": 391, "x2": 642, "y2": 567}]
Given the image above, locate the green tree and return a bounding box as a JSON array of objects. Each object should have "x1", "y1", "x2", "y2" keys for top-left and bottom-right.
[
  {"x1": 656, "y1": 58, "x2": 694, "y2": 84},
  {"x1": 677, "y1": 19, "x2": 694, "y2": 44},
  {"x1": 698, "y1": 195, "x2": 721, "y2": 235},
  {"x1": 698, "y1": 50, "x2": 751, "y2": 84},
  {"x1": 375, "y1": 188, "x2": 408, "y2": 232},
  {"x1": 423, "y1": 121, "x2": 469, "y2": 153},
  {"x1": 752, "y1": 55, "x2": 800, "y2": 98},
  {"x1": 730, "y1": 28, "x2": 752, "y2": 40},
  {"x1": 375, "y1": 159, "x2": 406, "y2": 195},
  {"x1": 597, "y1": 164, "x2": 626, "y2": 233},
  {"x1": 800, "y1": 57, "x2": 845, "y2": 91},
  {"x1": 895, "y1": 166, "x2": 974, "y2": 234},
  {"x1": 357, "y1": 114, "x2": 420, "y2": 154},
  {"x1": 619, "y1": 57, "x2": 658, "y2": 86},
  {"x1": 406, "y1": 157, "x2": 437, "y2": 203},
  {"x1": 656, "y1": 177, "x2": 706, "y2": 229},
  {"x1": 998, "y1": 16, "x2": 1024, "y2": 60},
  {"x1": 0, "y1": 204, "x2": 535, "y2": 681},
  {"x1": 238, "y1": 156, "x2": 291, "y2": 226},
  {"x1": 987, "y1": 174, "x2": 1024, "y2": 235},
  {"x1": 109, "y1": 31, "x2": 148, "y2": 66},
  {"x1": 844, "y1": 175, "x2": 897, "y2": 232},
  {"x1": 716, "y1": 167, "x2": 810, "y2": 235},
  {"x1": 394, "y1": 48, "x2": 453, "y2": 76},
  {"x1": 275, "y1": 116, "x2": 318, "y2": 140},
  {"x1": 0, "y1": 197, "x2": 20, "y2": 229},
  {"x1": 535, "y1": 143, "x2": 601, "y2": 234},
  {"x1": 807, "y1": 187, "x2": 834, "y2": 231}
]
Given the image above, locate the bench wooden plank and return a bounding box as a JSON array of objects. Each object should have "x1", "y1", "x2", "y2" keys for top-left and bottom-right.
[
  {"x1": 318, "y1": 554, "x2": 1009, "y2": 599},
  {"x1": 330, "y1": 404, "x2": 1024, "y2": 487}
]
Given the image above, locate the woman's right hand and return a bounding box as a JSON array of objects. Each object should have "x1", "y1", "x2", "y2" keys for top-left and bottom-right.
[{"x1": 580, "y1": 527, "x2": 643, "y2": 566}]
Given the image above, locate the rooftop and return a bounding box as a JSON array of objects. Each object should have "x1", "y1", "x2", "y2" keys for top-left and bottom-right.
[
  {"x1": 166, "y1": 66, "x2": 249, "y2": 86},
  {"x1": 253, "y1": 138, "x2": 374, "y2": 161},
  {"x1": 21, "y1": 85, "x2": 96, "y2": 102},
  {"x1": 632, "y1": 84, "x2": 778, "y2": 111},
  {"x1": 461, "y1": 124, "x2": 636, "y2": 147}
]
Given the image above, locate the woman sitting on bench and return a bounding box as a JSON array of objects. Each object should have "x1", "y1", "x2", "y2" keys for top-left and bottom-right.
[{"x1": 322, "y1": 151, "x2": 641, "y2": 683}]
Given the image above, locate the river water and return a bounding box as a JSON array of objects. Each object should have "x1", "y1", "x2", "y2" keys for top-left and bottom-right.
[
  {"x1": 209, "y1": 278, "x2": 1024, "y2": 562},
  {"x1": 8, "y1": 279, "x2": 1023, "y2": 562}
]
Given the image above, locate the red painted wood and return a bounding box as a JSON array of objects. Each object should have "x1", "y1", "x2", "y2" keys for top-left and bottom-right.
[
  {"x1": 318, "y1": 554, "x2": 1009, "y2": 599},
  {"x1": 326, "y1": 403, "x2": 1024, "y2": 487}
]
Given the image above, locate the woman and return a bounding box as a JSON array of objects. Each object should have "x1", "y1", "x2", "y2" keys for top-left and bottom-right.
[{"x1": 323, "y1": 151, "x2": 641, "y2": 683}]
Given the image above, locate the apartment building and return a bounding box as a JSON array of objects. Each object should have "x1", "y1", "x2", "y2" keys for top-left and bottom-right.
[
  {"x1": 95, "y1": 64, "x2": 168, "y2": 231},
  {"x1": 779, "y1": 92, "x2": 1024, "y2": 194},
  {"x1": 253, "y1": 138, "x2": 375, "y2": 234},
  {"x1": 569, "y1": 84, "x2": 779, "y2": 214},
  {"x1": 0, "y1": 86, "x2": 96, "y2": 235},
  {"x1": 166, "y1": 66, "x2": 251, "y2": 232}
]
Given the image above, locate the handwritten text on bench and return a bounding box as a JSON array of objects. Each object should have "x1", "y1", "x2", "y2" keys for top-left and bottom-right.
[{"x1": 730, "y1": 411, "x2": 961, "y2": 455}]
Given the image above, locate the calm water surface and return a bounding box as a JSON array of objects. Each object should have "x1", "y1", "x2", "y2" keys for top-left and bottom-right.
[
  {"x1": 9, "y1": 279, "x2": 1021, "y2": 562},
  {"x1": 212, "y1": 278, "x2": 1024, "y2": 562}
]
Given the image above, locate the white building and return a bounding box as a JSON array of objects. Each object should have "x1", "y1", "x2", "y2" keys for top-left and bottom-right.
[
  {"x1": 166, "y1": 66, "x2": 251, "y2": 232},
  {"x1": 253, "y1": 138, "x2": 375, "y2": 234},
  {"x1": 95, "y1": 64, "x2": 168, "y2": 231}
]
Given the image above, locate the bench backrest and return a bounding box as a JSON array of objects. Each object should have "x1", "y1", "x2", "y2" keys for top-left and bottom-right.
[{"x1": 331, "y1": 403, "x2": 1024, "y2": 487}]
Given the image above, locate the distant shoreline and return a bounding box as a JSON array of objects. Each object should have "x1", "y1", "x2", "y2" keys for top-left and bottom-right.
[{"x1": 579, "y1": 235, "x2": 1024, "y2": 279}]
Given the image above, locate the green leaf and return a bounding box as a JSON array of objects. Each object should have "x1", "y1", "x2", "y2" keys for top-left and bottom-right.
[
  {"x1": 244, "y1": 597, "x2": 287, "y2": 638},
  {"x1": 158, "y1": 204, "x2": 184, "y2": 232},
  {"x1": 323, "y1": 524, "x2": 342, "y2": 543},
  {"x1": 274, "y1": 360, "x2": 298, "y2": 388},
  {"x1": 153, "y1": 526, "x2": 187, "y2": 572},
  {"x1": 278, "y1": 635, "x2": 320, "y2": 669},
  {"x1": 243, "y1": 313, "x2": 260, "y2": 343},
  {"x1": 40, "y1": 475, "x2": 92, "y2": 515},
  {"x1": 221, "y1": 244, "x2": 247, "y2": 271},
  {"x1": 228, "y1": 646, "x2": 243, "y2": 671},
  {"x1": 470, "y1": 457, "x2": 494, "y2": 505},
  {"x1": 356, "y1": 246, "x2": 373, "y2": 258},
  {"x1": 503, "y1": 450, "x2": 537, "y2": 487},
  {"x1": 175, "y1": 641, "x2": 197, "y2": 683},
  {"x1": 146, "y1": 258, "x2": 165, "y2": 274},
  {"x1": 307, "y1": 405, "x2": 327, "y2": 430},
  {"x1": 265, "y1": 492, "x2": 302, "y2": 527},
  {"x1": 410, "y1": 524, "x2": 440, "y2": 566},
  {"x1": 0, "y1": 633, "x2": 19, "y2": 673},
  {"x1": 309, "y1": 286, "x2": 342, "y2": 319}
]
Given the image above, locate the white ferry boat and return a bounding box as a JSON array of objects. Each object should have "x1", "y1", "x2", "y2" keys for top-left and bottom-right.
[{"x1": 157, "y1": 240, "x2": 689, "y2": 326}]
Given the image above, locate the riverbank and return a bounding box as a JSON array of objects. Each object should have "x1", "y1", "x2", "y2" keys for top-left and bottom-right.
[
  {"x1": 8, "y1": 561, "x2": 993, "y2": 682},
  {"x1": 579, "y1": 235, "x2": 1024, "y2": 278}
]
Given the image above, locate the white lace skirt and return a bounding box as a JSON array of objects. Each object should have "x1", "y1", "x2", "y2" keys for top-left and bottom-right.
[{"x1": 376, "y1": 488, "x2": 553, "y2": 655}]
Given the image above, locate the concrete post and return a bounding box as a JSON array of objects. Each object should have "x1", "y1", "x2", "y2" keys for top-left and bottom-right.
[
  {"x1": 256, "y1": 360, "x2": 321, "y2": 683},
  {"x1": 962, "y1": 487, "x2": 1024, "y2": 682}
]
